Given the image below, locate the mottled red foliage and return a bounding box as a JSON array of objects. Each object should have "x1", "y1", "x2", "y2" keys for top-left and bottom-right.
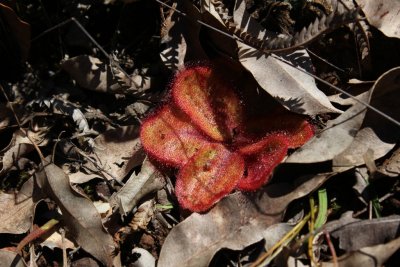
[{"x1": 140, "y1": 66, "x2": 314, "y2": 212}]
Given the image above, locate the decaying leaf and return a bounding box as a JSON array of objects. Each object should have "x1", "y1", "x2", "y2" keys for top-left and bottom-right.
[
  {"x1": 110, "y1": 158, "x2": 165, "y2": 216},
  {"x1": 69, "y1": 125, "x2": 145, "y2": 183},
  {"x1": 0, "y1": 104, "x2": 13, "y2": 131},
  {"x1": 159, "y1": 0, "x2": 208, "y2": 70},
  {"x1": 158, "y1": 173, "x2": 331, "y2": 267},
  {"x1": 0, "y1": 129, "x2": 48, "y2": 176},
  {"x1": 40, "y1": 231, "x2": 76, "y2": 251},
  {"x1": 35, "y1": 160, "x2": 116, "y2": 266},
  {"x1": 28, "y1": 96, "x2": 91, "y2": 134},
  {"x1": 311, "y1": 213, "x2": 400, "y2": 266},
  {"x1": 379, "y1": 147, "x2": 400, "y2": 176},
  {"x1": 61, "y1": 55, "x2": 154, "y2": 94},
  {"x1": 204, "y1": 0, "x2": 342, "y2": 115},
  {"x1": 0, "y1": 191, "x2": 34, "y2": 234},
  {"x1": 333, "y1": 67, "x2": 400, "y2": 171},
  {"x1": 321, "y1": 214, "x2": 400, "y2": 251},
  {"x1": 287, "y1": 91, "x2": 370, "y2": 164},
  {"x1": 321, "y1": 235, "x2": 400, "y2": 267},
  {"x1": 159, "y1": 1, "x2": 186, "y2": 71},
  {"x1": 129, "y1": 199, "x2": 155, "y2": 231},
  {"x1": 288, "y1": 65, "x2": 400, "y2": 165},
  {"x1": 355, "y1": 0, "x2": 400, "y2": 38},
  {"x1": 0, "y1": 250, "x2": 25, "y2": 267}
]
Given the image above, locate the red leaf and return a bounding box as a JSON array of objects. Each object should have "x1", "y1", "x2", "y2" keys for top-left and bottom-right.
[
  {"x1": 175, "y1": 143, "x2": 245, "y2": 212},
  {"x1": 172, "y1": 66, "x2": 243, "y2": 142},
  {"x1": 140, "y1": 105, "x2": 210, "y2": 168},
  {"x1": 237, "y1": 134, "x2": 289, "y2": 191}
]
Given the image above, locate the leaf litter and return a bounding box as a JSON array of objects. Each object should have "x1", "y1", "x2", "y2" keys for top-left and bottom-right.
[{"x1": 0, "y1": 0, "x2": 400, "y2": 266}]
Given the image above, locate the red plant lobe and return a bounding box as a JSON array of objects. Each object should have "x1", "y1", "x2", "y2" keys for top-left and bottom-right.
[
  {"x1": 175, "y1": 143, "x2": 245, "y2": 212},
  {"x1": 140, "y1": 105, "x2": 210, "y2": 167},
  {"x1": 140, "y1": 65, "x2": 315, "y2": 212},
  {"x1": 236, "y1": 112, "x2": 314, "y2": 149},
  {"x1": 237, "y1": 135, "x2": 289, "y2": 191},
  {"x1": 172, "y1": 66, "x2": 242, "y2": 142}
]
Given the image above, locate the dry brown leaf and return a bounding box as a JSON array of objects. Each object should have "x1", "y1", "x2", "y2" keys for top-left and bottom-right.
[
  {"x1": 355, "y1": 0, "x2": 400, "y2": 38},
  {"x1": 0, "y1": 191, "x2": 34, "y2": 234},
  {"x1": 204, "y1": 0, "x2": 341, "y2": 115},
  {"x1": 0, "y1": 249, "x2": 25, "y2": 267},
  {"x1": 0, "y1": 129, "x2": 48, "y2": 176},
  {"x1": 160, "y1": 0, "x2": 208, "y2": 70},
  {"x1": 379, "y1": 147, "x2": 400, "y2": 176},
  {"x1": 129, "y1": 199, "x2": 155, "y2": 231},
  {"x1": 159, "y1": 1, "x2": 186, "y2": 71},
  {"x1": 40, "y1": 231, "x2": 76, "y2": 251},
  {"x1": 320, "y1": 213, "x2": 400, "y2": 251},
  {"x1": 69, "y1": 125, "x2": 145, "y2": 183},
  {"x1": 333, "y1": 67, "x2": 400, "y2": 171},
  {"x1": 36, "y1": 161, "x2": 116, "y2": 266},
  {"x1": 321, "y1": 235, "x2": 400, "y2": 267},
  {"x1": 0, "y1": 104, "x2": 13, "y2": 131},
  {"x1": 158, "y1": 173, "x2": 332, "y2": 267},
  {"x1": 61, "y1": 55, "x2": 154, "y2": 94},
  {"x1": 286, "y1": 91, "x2": 370, "y2": 164},
  {"x1": 110, "y1": 158, "x2": 165, "y2": 216}
]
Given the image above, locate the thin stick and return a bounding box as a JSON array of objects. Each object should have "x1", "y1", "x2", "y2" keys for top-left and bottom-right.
[
  {"x1": 324, "y1": 231, "x2": 338, "y2": 267},
  {"x1": 60, "y1": 228, "x2": 68, "y2": 267},
  {"x1": 306, "y1": 48, "x2": 346, "y2": 73}
]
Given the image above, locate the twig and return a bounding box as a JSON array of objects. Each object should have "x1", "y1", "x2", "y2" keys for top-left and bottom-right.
[
  {"x1": 60, "y1": 228, "x2": 68, "y2": 267},
  {"x1": 324, "y1": 231, "x2": 338, "y2": 267}
]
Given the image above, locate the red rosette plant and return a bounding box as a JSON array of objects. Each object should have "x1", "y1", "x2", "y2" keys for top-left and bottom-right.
[{"x1": 140, "y1": 66, "x2": 314, "y2": 212}]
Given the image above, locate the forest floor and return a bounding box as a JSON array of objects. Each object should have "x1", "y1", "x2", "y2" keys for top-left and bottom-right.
[{"x1": 0, "y1": 0, "x2": 400, "y2": 266}]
